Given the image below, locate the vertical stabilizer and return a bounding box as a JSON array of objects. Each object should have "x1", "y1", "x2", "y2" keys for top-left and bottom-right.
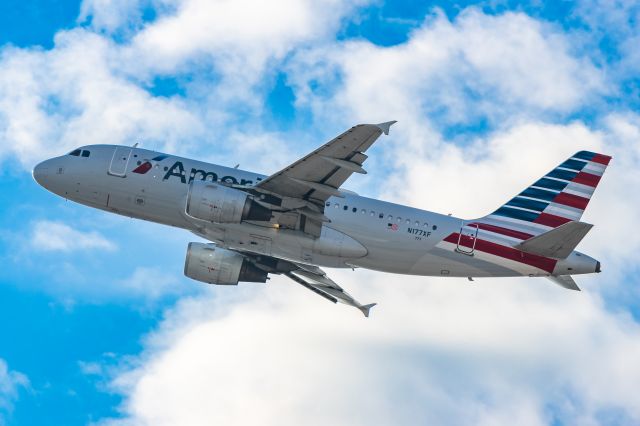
[{"x1": 480, "y1": 151, "x2": 611, "y2": 238}]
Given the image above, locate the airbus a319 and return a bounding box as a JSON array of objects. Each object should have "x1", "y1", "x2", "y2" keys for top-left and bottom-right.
[{"x1": 33, "y1": 122, "x2": 610, "y2": 316}]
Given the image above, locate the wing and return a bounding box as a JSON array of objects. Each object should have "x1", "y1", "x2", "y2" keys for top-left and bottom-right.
[
  {"x1": 239, "y1": 251, "x2": 376, "y2": 317},
  {"x1": 250, "y1": 121, "x2": 396, "y2": 236}
]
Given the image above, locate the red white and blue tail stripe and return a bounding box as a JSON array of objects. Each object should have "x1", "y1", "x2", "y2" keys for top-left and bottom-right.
[
  {"x1": 437, "y1": 151, "x2": 611, "y2": 275},
  {"x1": 482, "y1": 151, "x2": 610, "y2": 236}
]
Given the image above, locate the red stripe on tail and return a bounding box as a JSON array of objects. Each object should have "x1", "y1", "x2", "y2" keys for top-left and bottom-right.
[
  {"x1": 443, "y1": 233, "x2": 557, "y2": 273},
  {"x1": 591, "y1": 154, "x2": 611, "y2": 165},
  {"x1": 552, "y1": 192, "x2": 589, "y2": 210},
  {"x1": 534, "y1": 213, "x2": 572, "y2": 227},
  {"x1": 572, "y1": 171, "x2": 601, "y2": 187}
]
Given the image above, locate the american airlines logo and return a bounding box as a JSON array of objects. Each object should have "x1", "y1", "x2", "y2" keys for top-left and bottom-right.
[
  {"x1": 160, "y1": 160, "x2": 259, "y2": 186},
  {"x1": 132, "y1": 155, "x2": 169, "y2": 174}
]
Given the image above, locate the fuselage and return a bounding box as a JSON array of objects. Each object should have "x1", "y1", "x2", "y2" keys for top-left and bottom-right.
[{"x1": 33, "y1": 145, "x2": 599, "y2": 278}]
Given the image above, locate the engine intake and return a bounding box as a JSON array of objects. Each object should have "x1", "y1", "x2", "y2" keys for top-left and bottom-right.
[
  {"x1": 184, "y1": 243, "x2": 268, "y2": 285},
  {"x1": 186, "y1": 181, "x2": 271, "y2": 223}
]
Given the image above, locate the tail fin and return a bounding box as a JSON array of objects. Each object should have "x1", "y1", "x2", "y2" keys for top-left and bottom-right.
[{"x1": 481, "y1": 151, "x2": 611, "y2": 237}]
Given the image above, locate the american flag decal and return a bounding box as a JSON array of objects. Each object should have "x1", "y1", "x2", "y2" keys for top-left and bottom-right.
[{"x1": 387, "y1": 223, "x2": 398, "y2": 231}]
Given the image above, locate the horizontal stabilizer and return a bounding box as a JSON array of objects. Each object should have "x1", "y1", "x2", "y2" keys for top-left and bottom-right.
[
  {"x1": 516, "y1": 221, "x2": 593, "y2": 259},
  {"x1": 547, "y1": 275, "x2": 581, "y2": 291}
]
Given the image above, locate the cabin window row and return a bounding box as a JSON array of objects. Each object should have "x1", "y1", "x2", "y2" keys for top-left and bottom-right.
[{"x1": 326, "y1": 202, "x2": 438, "y2": 230}]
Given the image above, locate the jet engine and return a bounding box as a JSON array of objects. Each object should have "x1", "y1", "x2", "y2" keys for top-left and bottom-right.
[
  {"x1": 184, "y1": 242, "x2": 268, "y2": 285},
  {"x1": 185, "y1": 181, "x2": 272, "y2": 223}
]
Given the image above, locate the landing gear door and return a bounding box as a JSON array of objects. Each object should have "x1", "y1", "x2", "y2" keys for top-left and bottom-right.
[
  {"x1": 108, "y1": 147, "x2": 132, "y2": 177},
  {"x1": 456, "y1": 222, "x2": 479, "y2": 255}
]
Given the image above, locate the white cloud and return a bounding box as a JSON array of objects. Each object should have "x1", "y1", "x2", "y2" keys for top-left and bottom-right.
[
  {"x1": 0, "y1": 359, "x2": 28, "y2": 420},
  {"x1": 0, "y1": 0, "x2": 371, "y2": 170},
  {"x1": 78, "y1": 0, "x2": 149, "y2": 34},
  {"x1": 102, "y1": 271, "x2": 640, "y2": 426},
  {"x1": 78, "y1": 360, "x2": 103, "y2": 376},
  {"x1": 31, "y1": 220, "x2": 116, "y2": 252},
  {"x1": 116, "y1": 267, "x2": 191, "y2": 301},
  {"x1": 120, "y1": 0, "x2": 366, "y2": 76},
  {"x1": 286, "y1": 8, "x2": 606, "y2": 135},
  {"x1": 0, "y1": 30, "x2": 204, "y2": 167}
]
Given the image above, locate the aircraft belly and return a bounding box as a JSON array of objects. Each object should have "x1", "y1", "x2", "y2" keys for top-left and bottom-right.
[
  {"x1": 411, "y1": 248, "x2": 525, "y2": 277},
  {"x1": 202, "y1": 223, "x2": 365, "y2": 268}
]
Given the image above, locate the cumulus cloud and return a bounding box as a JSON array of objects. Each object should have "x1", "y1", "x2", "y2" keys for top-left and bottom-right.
[
  {"x1": 0, "y1": 30, "x2": 203, "y2": 167},
  {"x1": 286, "y1": 8, "x2": 606, "y2": 136},
  {"x1": 126, "y1": 0, "x2": 365, "y2": 72},
  {"x1": 31, "y1": 220, "x2": 116, "y2": 252},
  {"x1": 102, "y1": 271, "x2": 640, "y2": 426},
  {"x1": 0, "y1": 0, "x2": 372, "y2": 169}
]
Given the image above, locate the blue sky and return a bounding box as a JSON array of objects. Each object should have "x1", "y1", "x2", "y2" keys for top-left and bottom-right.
[{"x1": 1, "y1": 0, "x2": 640, "y2": 425}]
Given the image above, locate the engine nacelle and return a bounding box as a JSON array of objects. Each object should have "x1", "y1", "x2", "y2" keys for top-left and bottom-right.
[
  {"x1": 184, "y1": 243, "x2": 268, "y2": 285},
  {"x1": 185, "y1": 181, "x2": 272, "y2": 223}
]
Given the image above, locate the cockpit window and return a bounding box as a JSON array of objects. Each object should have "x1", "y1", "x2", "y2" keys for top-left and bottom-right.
[
  {"x1": 81, "y1": 150, "x2": 90, "y2": 157},
  {"x1": 69, "y1": 149, "x2": 81, "y2": 156}
]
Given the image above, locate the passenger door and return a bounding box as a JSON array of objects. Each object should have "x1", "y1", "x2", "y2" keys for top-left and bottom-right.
[{"x1": 108, "y1": 147, "x2": 132, "y2": 177}]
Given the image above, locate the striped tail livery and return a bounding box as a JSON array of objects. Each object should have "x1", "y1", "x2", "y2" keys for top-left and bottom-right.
[{"x1": 441, "y1": 151, "x2": 611, "y2": 290}]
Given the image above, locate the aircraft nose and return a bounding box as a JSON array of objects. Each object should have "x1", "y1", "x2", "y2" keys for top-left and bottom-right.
[{"x1": 33, "y1": 159, "x2": 53, "y2": 188}]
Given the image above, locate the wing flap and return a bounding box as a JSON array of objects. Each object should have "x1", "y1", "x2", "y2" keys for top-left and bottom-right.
[
  {"x1": 288, "y1": 270, "x2": 375, "y2": 317},
  {"x1": 515, "y1": 221, "x2": 593, "y2": 259},
  {"x1": 235, "y1": 251, "x2": 376, "y2": 317}
]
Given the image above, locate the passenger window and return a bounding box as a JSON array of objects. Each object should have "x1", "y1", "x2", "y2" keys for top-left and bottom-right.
[
  {"x1": 326, "y1": 202, "x2": 331, "y2": 207},
  {"x1": 379, "y1": 213, "x2": 384, "y2": 219},
  {"x1": 405, "y1": 219, "x2": 410, "y2": 224},
  {"x1": 352, "y1": 207, "x2": 357, "y2": 213},
  {"x1": 370, "y1": 211, "x2": 374, "y2": 216},
  {"x1": 396, "y1": 217, "x2": 401, "y2": 223},
  {"x1": 361, "y1": 209, "x2": 366, "y2": 214},
  {"x1": 81, "y1": 150, "x2": 90, "y2": 157},
  {"x1": 334, "y1": 204, "x2": 339, "y2": 209},
  {"x1": 343, "y1": 205, "x2": 348, "y2": 211},
  {"x1": 415, "y1": 221, "x2": 420, "y2": 226},
  {"x1": 69, "y1": 149, "x2": 81, "y2": 156},
  {"x1": 423, "y1": 222, "x2": 428, "y2": 227},
  {"x1": 387, "y1": 215, "x2": 393, "y2": 220}
]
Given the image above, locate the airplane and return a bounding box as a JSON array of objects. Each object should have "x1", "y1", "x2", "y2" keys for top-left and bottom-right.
[{"x1": 32, "y1": 122, "x2": 610, "y2": 317}]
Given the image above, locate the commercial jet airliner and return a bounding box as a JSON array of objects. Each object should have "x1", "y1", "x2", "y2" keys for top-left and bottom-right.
[{"x1": 33, "y1": 122, "x2": 610, "y2": 316}]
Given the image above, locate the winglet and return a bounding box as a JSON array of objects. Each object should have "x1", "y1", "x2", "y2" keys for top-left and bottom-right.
[
  {"x1": 375, "y1": 121, "x2": 397, "y2": 135},
  {"x1": 358, "y1": 303, "x2": 377, "y2": 318}
]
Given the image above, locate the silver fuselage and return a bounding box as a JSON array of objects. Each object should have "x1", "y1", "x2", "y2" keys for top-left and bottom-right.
[{"x1": 33, "y1": 145, "x2": 598, "y2": 278}]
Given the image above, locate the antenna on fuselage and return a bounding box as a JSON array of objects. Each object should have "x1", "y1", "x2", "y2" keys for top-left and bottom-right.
[
  {"x1": 132, "y1": 142, "x2": 139, "y2": 148},
  {"x1": 233, "y1": 164, "x2": 240, "y2": 169}
]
